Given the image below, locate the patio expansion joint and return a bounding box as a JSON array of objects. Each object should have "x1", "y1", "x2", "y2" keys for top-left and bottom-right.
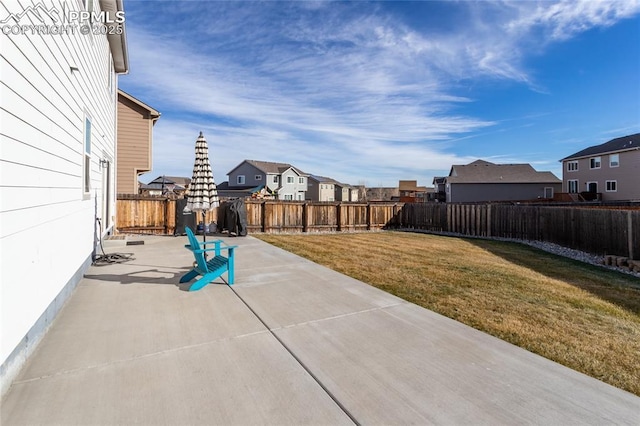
[
  {"x1": 270, "y1": 301, "x2": 407, "y2": 332},
  {"x1": 10, "y1": 329, "x2": 269, "y2": 387},
  {"x1": 228, "y1": 287, "x2": 409, "y2": 426}
]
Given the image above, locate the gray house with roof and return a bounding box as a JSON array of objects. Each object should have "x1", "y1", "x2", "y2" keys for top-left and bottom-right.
[
  {"x1": 560, "y1": 133, "x2": 640, "y2": 202},
  {"x1": 226, "y1": 160, "x2": 308, "y2": 201},
  {"x1": 441, "y1": 160, "x2": 561, "y2": 203}
]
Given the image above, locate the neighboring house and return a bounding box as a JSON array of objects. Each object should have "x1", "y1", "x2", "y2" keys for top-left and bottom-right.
[
  {"x1": 226, "y1": 160, "x2": 308, "y2": 201},
  {"x1": 116, "y1": 90, "x2": 160, "y2": 194},
  {"x1": 430, "y1": 177, "x2": 447, "y2": 202},
  {"x1": 442, "y1": 160, "x2": 562, "y2": 203},
  {"x1": 307, "y1": 175, "x2": 338, "y2": 201},
  {"x1": 334, "y1": 182, "x2": 360, "y2": 202},
  {"x1": 140, "y1": 176, "x2": 190, "y2": 197},
  {"x1": 560, "y1": 133, "x2": 640, "y2": 202},
  {"x1": 399, "y1": 180, "x2": 432, "y2": 203},
  {"x1": 0, "y1": 0, "x2": 128, "y2": 394},
  {"x1": 215, "y1": 181, "x2": 275, "y2": 200}
]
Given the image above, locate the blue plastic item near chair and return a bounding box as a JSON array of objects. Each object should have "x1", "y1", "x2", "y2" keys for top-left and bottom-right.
[{"x1": 180, "y1": 227, "x2": 236, "y2": 291}]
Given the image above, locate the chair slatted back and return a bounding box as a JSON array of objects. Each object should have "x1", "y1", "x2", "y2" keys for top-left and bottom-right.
[{"x1": 185, "y1": 227, "x2": 208, "y2": 273}]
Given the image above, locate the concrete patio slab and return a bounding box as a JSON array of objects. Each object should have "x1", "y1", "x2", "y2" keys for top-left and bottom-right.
[{"x1": 2, "y1": 234, "x2": 639, "y2": 425}]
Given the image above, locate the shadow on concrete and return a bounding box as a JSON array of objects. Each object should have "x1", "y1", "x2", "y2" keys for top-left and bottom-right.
[
  {"x1": 466, "y1": 238, "x2": 640, "y2": 315},
  {"x1": 84, "y1": 268, "x2": 186, "y2": 285},
  {"x1": 83, "y1": 267, "x2": 230, "y2": 292}
]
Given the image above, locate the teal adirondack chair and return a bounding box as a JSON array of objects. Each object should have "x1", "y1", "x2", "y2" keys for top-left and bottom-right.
[{"x1": 180, "y1": 227, "x2": 236, "y2": 291}]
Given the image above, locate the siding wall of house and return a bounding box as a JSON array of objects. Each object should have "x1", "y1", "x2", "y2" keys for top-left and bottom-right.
[
  {"x1": 319, "y1": 184, "x2": 334, "y2": 201},
  {"x1": 334, "y1": 186, "x2": 349, "y2": 201},
  {"x1": 116, "y1": 96, "x2": 152, "y2": 194},
  {"x1": 307, "y1": 179, "x2": 334, "y2": 201},
  {"x1": 448, "y1": 183, "x2": 562, "y2": 203},
  {"x1": 279, "y1": 169, "x2": 306, "y2": 200},
  {"x1": 306, "y1": 181, "x2": 320, "y2": 201},
  {"x1": 1, "y1": 0, "x2": 119, "y2": 392},
  {"x1": 563, "y1": 150, "x2": 640, "y2": 201},
  {"x1": 228, "y1": 163, "x2": 264, "y2": 188}
]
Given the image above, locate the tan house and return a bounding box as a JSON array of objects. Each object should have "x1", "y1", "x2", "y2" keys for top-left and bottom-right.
[
  {"x1": 399, "y1": 180, "x2": 432, "y2": 202},
  {"x1": 116, "y1": 90, "x2": 161, "y2": 194},
  {"x1": 307, "y1": 175, "x2": 338, "y2": 201},
  {"x1": 560, "y1": 133, "x2": 640, "y2": 202},
  {"x1": 334, "y1": 182, "x2": 360, "y2": 202}
]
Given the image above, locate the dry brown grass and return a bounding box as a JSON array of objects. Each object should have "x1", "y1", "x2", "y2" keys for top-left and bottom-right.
[{"x1": 255, "y1": 231, "x2": 640, "y2": 396}]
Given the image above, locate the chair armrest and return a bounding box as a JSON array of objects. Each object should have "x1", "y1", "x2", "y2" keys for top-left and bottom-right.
[
  {"x1": 200, "y1": 239, "x2": 223, "y2": 246},
  {"x1": 195, "y1": 245, "x2": 237, "y2": 254}
]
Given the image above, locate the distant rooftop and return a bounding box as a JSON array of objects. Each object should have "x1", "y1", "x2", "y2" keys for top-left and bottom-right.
[{"x1": 447, "y1": 160, "x2": 560, "y2": 184}]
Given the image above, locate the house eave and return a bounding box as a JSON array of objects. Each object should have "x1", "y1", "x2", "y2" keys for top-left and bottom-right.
[
  {"x1": 99, "y1": 0, "x2": 128, "y2": 74},
  {"x1": 118, "y1": 89, "x2": 161, "y2": 119},
  {"x1": 560, "y1": 146, "x2": 640, "y2": 162}
]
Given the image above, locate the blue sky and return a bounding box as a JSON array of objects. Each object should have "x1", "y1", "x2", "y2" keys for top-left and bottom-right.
[{"x1": 118, "y1": 1, "x2": 640, "y2": 187}]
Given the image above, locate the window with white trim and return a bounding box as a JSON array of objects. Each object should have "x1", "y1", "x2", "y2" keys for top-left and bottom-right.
[
  {"x1": 83, "y1": 115, "x2": 92, "y2": 196},
  {"x1": 610, "y1": 154, "x2": 619, "y2": 168},
  {"x1": 606, "y1": 181, "x2": 617, "y2": 192},
  {"x1": 590, "y1": 157, "x2": 601, "y2": 169},
  {"x1": 567, "y1": 180, "x2": 578, "y2": 193},
  {"x1": 567, "y1": 161, "x2": 578, "y2": 172},
  {"x1": 287, "y1": 176, "x2": 294, "y2": 183},
  {"x1": 284, "y1": 194, "x2": 293, "y2": 200},
  {"x1": 273, "y1": 175, "x2": 279, "y2": 183},
  {"x1": 237, "y1": 175, "x2": 245, "y2": 185},
  {"x1": 298, "y1": 177, "x2": 304, "y2": 184}
]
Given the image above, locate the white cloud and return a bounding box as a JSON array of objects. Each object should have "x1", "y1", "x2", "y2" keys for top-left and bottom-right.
[
  {"x1": 506, "y1": 0, "x2": 640, "y2": 41},
  {"x1": 122, "y1": 1, "x2": 639, "y2": 186}
]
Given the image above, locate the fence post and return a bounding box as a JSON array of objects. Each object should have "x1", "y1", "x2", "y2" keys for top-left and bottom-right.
[
  {"x1": 303, "y1": 203, "x2": 308, "y2": 233},
  {"x1": 487, "y1": 204, "x2": 492, "y2": 237},
  {"x1": 164, "y1": 197, "x2": 169, "y2": 235},
  {"x1": 629, "y1": 211, "x2": 635, "y2": 260}
]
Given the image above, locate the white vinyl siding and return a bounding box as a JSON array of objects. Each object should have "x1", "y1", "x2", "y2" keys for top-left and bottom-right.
[
  {"x1": 83, "y1": 115, "x2": 92, "y2": 196},
  {"x1": 0, "y1": 0, "x2": 120, "y2": 381}
]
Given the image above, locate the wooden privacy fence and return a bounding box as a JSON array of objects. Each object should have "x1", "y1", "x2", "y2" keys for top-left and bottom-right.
[
  {"x1": 116, "y1": 196, "x2": 638, "y2": 259},
  {"x1": 245, "y1": 201, "x2": 402, "y2": 233},
  {"x1": 398, "y1": 203, "x2": 640, "y2": 260},
  {"x1": 115, "y1": 196, "x2": 401, "y2": 236},
  {"x1": 116, "y1": 195, "x2": 217, "y2": 236}
]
